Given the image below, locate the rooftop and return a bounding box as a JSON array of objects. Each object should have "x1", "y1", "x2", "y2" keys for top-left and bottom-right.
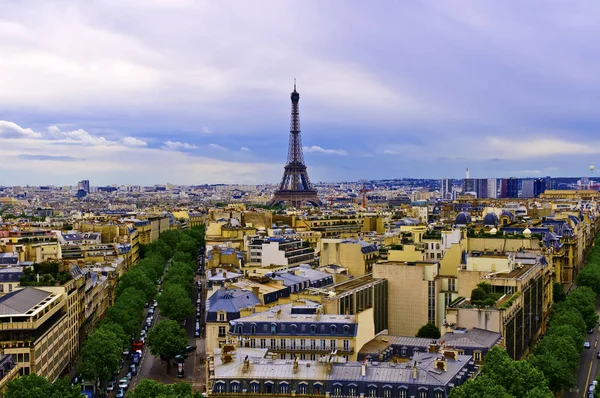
[{"x1": 0, "y1": 287, "x2": 55, "y2": 316}]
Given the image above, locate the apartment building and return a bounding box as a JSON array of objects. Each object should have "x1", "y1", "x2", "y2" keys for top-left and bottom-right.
[
  {"x1": 246, "y1": 237, "x2": 315, "y2": 268},
  {"x1": 205, "y1": 288, "x2": 261, "y2": 354},
  {"x1": 319, "y1": 239, "x2": 379, "y2": 276},
  {"x1": 0, "y1": 230, "x2": 61, "y2": 263},
  {"x1": 373, "y1": 260, "x2": 441, "y2": 336},
  {"x1": 208, "y1": 345, "x2": 475, "y2": 398},
  {"x1": 445, "y1": 251, "x2": 552, "y2": 359},
  {"x1": 228, "y1": 300, "x2": 374, "y2": 361}
]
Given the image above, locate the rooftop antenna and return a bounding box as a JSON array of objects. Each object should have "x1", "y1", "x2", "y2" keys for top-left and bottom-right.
[{"x1": 294, "y1": 78, "x2": 296, "y2": 91}]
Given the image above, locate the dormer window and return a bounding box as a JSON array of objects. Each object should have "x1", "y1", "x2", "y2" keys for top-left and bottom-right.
[
  {"x1": 290, "y1": 324, "x2": 297, "y2": 334},
  {"x1": 271, "y1": 323, "x2": 277, "y2": 335},
  {"x1": 343, "y1": 325, "x2": 350, "y2": 336},
  {"x1": 330, "y1": 325, "x2": 337, "y2": 335},
  {"x1": 310, "y1": 324, "x2": 317, "y2": 334}
]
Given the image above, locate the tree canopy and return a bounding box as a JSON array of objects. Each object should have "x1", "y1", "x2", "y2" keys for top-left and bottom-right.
[
  {"x1": 415, "y1": 322, "x2": 441, "y2": 338},
  {"x1": 5, "y1": 375, "x2": 83, "y2": 398}
]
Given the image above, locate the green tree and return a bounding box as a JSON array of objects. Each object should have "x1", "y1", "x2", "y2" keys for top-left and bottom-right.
[
  {"x1": 576, "y1": 266, "x2": 600, "y2": 294},
  {"x1": 549, "y1": 302, "x2": 586, "y2": 335},
  {"x1": 5, "y1": 374, "x2": 53, "y2": 398},
  {"x1": 528, "y1": 352, "x2": 576, "y2": 392},
  {"x1": 158, "y1": 283, "x2": 194, "y2": 322},
  {"x1": 77, "y1": 326, "x2": 123, "y2": 392},
  {"x1": 50, "y1": 377, "x2": 86, "y2": 398},
  {"x1": 415, "y1": 322, "x2": 441, "y2": 338},
  {"x1": 127, "y1": 379, "x2": 166, "y2": 398},
  {"x1": 565, "y1": 286, "x2": 599, "y2": 329},
  {"x1": 470, "y1": 287, "x2": 487, "y2": 303},
  {"x1": 448, "y1": 376, "x2": 513, "y2": 398},
  {"x1": 115, "y1": 268, "x2": 156, "y2": 301},
  {"x1": 532, "y1": 334, "x2": 580, "y2": 370},
  {"x1": 147, "y1": 320, "x2": 188, "y2": 370},
  {"x1": 552, "y1": 282, "x2": 566, "y2": 303}
]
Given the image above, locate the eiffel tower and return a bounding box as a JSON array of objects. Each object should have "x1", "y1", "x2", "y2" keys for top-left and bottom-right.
[{"x1": 270, "y1": 81, "x2": 320, "y2": 208}]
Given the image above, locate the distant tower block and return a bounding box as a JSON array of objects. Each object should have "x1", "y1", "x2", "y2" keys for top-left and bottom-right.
[{"x1": 270, "y1": 81, "x2": 320, "y2": 208}]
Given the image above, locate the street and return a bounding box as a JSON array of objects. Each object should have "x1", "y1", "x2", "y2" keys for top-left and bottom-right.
[
  {"x1": 565, "y1": 295, "x2": 600, "y2": 398},
  {"x1": 107, "y1": 247, "x2": 207, "y2": 396}
]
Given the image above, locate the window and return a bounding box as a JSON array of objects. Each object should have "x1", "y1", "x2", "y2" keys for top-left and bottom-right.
[
  {"x1": 300, "y1": 339, "x2": 306, "y2": 350},
  {"x1": 270, "y1": 339, "x2": 276, "y2": 350},
  {"x1": 250, "y1": 338, "x2": 256, "y2": 348},
  {"x1": 280, "y1": 339, "x2": 286, "y2": 349},
  {"x1": 399, "y1": 389, "x2": 407, "y2": 398},
  {"x1": 419, "y1": 390, "x2": 428, "y2": 398},
  {"x1": 218, "y1": 326, "x2": 226, "y2": 338},
  {"x1": 448, "y1": 278, "x2": 456, "y2": 292},
  {"x1": 230, "y1": 383, "x2": 239, "y2": 393},
  {"x1": 435, "y1": 391, "x2": 444, "y2": 398},
  {"x1": 310, "y1": 354, "x2": 316, "y2": 360},
  {"x1": 8, "y1": 284, "x2": 12, "y2": 293},
  {"x1": 343, "y1": 325, "x2": 350, "y2": 336},
  {"x1": 330, "y1": 325, "x2": 337, "y2": 335},
  {"x1": 330, "y1": 339, "x2": 337, "y2": 350},
  {"x1": 291, "y1": 339, "x2": 296, "y2": 350},
  {"x1": 333, "y1": 385, "x2": 342, "y2": 396},
  {"x1": 320, "y1": 339, "x2": 326, "y2": 350},
  {"x1": 279, "y1": 383, "x2": 289, "y2": 394},
  {"x1": 218, "y1": 312, "x2": 225, "y2": 321},
  {"x1": 401, "y1": 347, "x2": 407, "y2": 356},
  {"x1": 298, "y1": 384, "x2": 308, "y2": 395},
  {"x1": 348, "y1": 385, "x2": 357, "y2": 397},
  {"x1": 310, "y1": 340, "x2": 316, "y2": 350},
  {"x1": 474, "y1": 351, "x2": 482, "y2": 361},
  {"x1": 250, "y1": 325, "x2": 256, "y2": 334},
  {"x1": 250, "y1": 383, "x2": 259, "y2": 393},
  {"x1": 271, "y1": 323, "x2": 277, "y2": 335},
  {"x1": 265, "y1": 382, "x2": 273, "y2": 394},
  {"x1": 310, "y1": 324, "x2": 316, "y2": 334},
  {"x1": 215, "y1": 383, "x2": 225, "y2": 393},
  {"x1": 343, "y1": 340, "x2": 350, "y2": 351},
  {"x1": 237, "y1": 325, "x2": 243, "y2": 334},
  {"x1": 290, "y1": 324, "x2": 297, "y2": 334},
  {"x1": 260, "y1": 339, "x2": 266, "y2": 348},
  {"x1": 314, "y1": 384, "x2": 322, "y2": 394},
  {"x1": 383, "y1": 388, "x2": 392, "y2": 398},
  {"x1": 428, "y1": 280, "x2": 435, "y2": 324},
  {"x1": 0, "y1": 285, "x2": 3, "y2": 293},
  {"x1": 368, "y1": 386, "x2": 377, "y2": 397}
]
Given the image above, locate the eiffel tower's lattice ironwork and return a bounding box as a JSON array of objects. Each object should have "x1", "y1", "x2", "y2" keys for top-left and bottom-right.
[{"x1": 270, "y1": 82, "x2": 320, "y2": 207}]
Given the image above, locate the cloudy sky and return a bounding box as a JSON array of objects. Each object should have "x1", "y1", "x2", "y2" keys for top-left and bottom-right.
[{"x1": 2, "y1": 0, "x2": 600, "y2": 186}]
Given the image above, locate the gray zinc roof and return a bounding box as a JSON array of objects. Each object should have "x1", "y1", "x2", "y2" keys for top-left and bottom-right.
[
  {"x1": 207, "y1": 288, "x2": 261, "y2": 314},
  {"x1": 0, "y1": 287, "x2": 53, "y2": 315}
]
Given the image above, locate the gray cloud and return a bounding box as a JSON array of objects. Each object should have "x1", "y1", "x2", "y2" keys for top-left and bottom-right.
[{"x1": 18, "y1": 154, "x2": 80, "y2": 162}]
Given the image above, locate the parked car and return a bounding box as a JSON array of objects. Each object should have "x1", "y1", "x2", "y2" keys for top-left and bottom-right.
[
  {"x1": 585, "y1": 341, "x2": 592, "y2": 348},
  {"x1": 177, "y1": 363, "x2": 185, "y2": 378},
  {"x1": 118, "y1": 377, "x2": 129, "y2": 389},
  {"x1": 106, "y1": 381, "x2": 115, "y2": 392},
  {"x1": 186, "y1": 344, "x2": 197, "y2": 353},
  {"x1": 194, "y1": 329, "x2": 200, "y2": 337},
  {"x1": 130, "y1": 364, "x2": 137, "y2": 376},
  {"x1": 115, "y1": 389, "x2": 125, "y2": 398}
]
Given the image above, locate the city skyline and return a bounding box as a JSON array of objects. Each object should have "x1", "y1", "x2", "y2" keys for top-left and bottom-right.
[{"x1": 2, "y1": 1, "x2": 600, "y2": 185}]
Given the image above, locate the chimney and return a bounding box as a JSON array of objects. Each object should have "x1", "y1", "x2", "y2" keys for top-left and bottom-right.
[
  {"x1": 276, "y1": 309, "x2": 282, "y2": 320},
  {"x1": 327, "y1": 361, "x2": 333, "y2": 375},
  {"x1": 466, "y1": 167, "x2": 470, "y2": 179},
  {"x1": 316, "y1": 307, "x2": 322, "y2": 321},
  {"x1": 412, "y1": 361, "x2": 418, "y2": 380},
  {"x1": 361, "y1": 359, "x2": 367, "y2": 377},
  {"x1": 293, "y1": 356, "x2": 299, "y2": 374},
  {"x1": 223, "y1": 271, "x2": 227, "y2": 278},
  {"x1": 242, "y1": 355, "x2": 250, "y2": 373},
  {"x1": 252, "y1": 286, "x2": 260, "y2": 298}
]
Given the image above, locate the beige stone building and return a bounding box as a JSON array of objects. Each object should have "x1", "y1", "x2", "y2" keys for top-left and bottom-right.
[
  {"x1": 319, "y1": 239, "x2": 379, "y2": 276},
  {"x1": 373, "y1": 260, "x2": 441, "y2": 336}
]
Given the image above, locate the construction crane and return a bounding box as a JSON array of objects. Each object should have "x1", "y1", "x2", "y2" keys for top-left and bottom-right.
[{"x1": 359, "y1": 186, "x2": 372, "y2": 208}]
